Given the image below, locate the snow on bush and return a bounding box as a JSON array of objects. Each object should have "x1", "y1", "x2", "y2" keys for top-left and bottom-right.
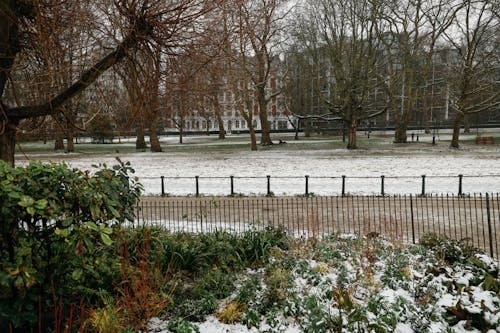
[{"x1": 149, "y1": 234, "x2": 499, "y2": 333}]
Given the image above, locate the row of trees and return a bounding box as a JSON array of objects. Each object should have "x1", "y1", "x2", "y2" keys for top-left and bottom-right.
[
  {"x1": 286, "y1": 0, "x2": 499, "y2": 148},
  {"x1": 0, "y1": 0, "x2": 498, "y2": 165}
]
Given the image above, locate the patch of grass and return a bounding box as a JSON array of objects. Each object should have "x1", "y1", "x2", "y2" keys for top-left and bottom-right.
[{"x1": 216, "y1": 301, "x2": 247, "y2": 324}]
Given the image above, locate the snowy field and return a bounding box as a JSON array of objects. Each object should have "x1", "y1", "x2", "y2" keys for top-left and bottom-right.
[{"x1": 16, "y1": 132, "x2": 500, "y2": 196}]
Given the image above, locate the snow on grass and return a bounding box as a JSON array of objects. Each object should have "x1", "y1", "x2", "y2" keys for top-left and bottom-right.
[
  {"x1": 147, "y1": 235, "x2": 499, "y2": 333},
  {"x1": 16, "y1": 136, "x2": 500, "y2": 195}
]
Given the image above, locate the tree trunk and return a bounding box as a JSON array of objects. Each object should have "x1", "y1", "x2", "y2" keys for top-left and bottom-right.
[
  {"x1": 258, "y1": 88, "x2": 272, "y2": 145},
  {"x1": 248, "y1": 124, "x2": 258, "y2": 151},
  {"x1": 346, "y1": 119, "x2": 357, "y2": 149},
  {"x1": 1, "y1": 26, "x2": 144, "y2": 165},
  {"x1": 149, "y1": 120, "x2": 162, "y2": 152},
  {"x1": 463, "y1": 113, "x2": 470, "y2": 133},
  {"x1": 66, "y1": 129, "x2": 74, "y2": 152},
  {"x1": 136, "y1": 121, "x2": 147, "y2": 150},
  {"x1": 179, "y1": 125, "x2": 183, "y2": 144},
  {"x1": 450, "y1": 111, "x2": 464, "y2": 149},
  {"x1": 54, "y1": 126, "x2": 65, "y2": 150},
  {"x1": 216, "y1": 109, "x2": 225, "y2": 139},
  {"x1": 394, "y1": 122, "x2": 408, "y2": 143},
  {"x1": 423, "y1": 108, "x2": 431, "y2": 134},
  {"x1": 0, "y1": 121, "x2": 17, "y2": 167},
  {"x1": 65, "y1": 109, "x2": 75, "y2": 152}
]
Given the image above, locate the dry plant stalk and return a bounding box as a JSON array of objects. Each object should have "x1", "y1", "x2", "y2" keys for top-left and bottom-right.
[
  {"x1": 307, "y1": 210, "x2": 320, "y2": 240},
  {"x1": 117, "y1": 229, "x2": 176, "y2": 331}
]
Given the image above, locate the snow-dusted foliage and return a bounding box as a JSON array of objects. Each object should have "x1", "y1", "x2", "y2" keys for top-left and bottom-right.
[{"x1": 148, "y1": 234, "x2": 499, "y2": 333}]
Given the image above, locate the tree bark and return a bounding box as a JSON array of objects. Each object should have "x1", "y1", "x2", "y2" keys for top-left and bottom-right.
[
  {"x1": 450, "y1": 111, "x2": 464, "y2": 149},
  {"x1": 394, "y1": 122, "x2": 408, "y2": 143},
  {"x1": 463, "y1": 113, "x2": 470, "y2": 133},
  {"x1": 346, "y1": 118, "x2": 358, "y2": 150},
  {"x1": 136, "y1": 120, "x2": 147, "y2": 150},
  {"x1": 0, "y1": 121, "x2": 18, "y2": 166},
  {"x1": 249, "y1": 124, "x2": 257, "y2": 151},
  {"x1": 1, "y1": 31, "x2": 141, "y2": 164},
  {"x1": 258, "y1": 87, "x2": 272, "y2": 145},
  {"x1": 54, "y1": 127, "x2": 65, "y2": 150},
  {"x1": 179, "y1": 123, "x2": 184, "y2": 144},
  {"x1": 215, "y1": 108, "x2": 225, "y2": 139},
  {"x1": 66, "y1": 129, "x2": 75, "y2": 152},
  {"x1": 149, "y1": 120, "x2": 162, "y2": 152},
  {"x1": 422, "y1": 106, "x2": 431, "y2": 134}
]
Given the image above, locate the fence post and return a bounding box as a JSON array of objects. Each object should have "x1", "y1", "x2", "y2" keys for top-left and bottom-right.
[
  {"x1": 410, "y1": 194, "x2": 415, "y2": 244},
  {"x1": 161, "y1": 176, "x2": 165, "y2": 197},
  {"x1": 421, "y1": 175, "x2": 426, "y2": 196},
  {"x1": 381, "y1": 175, "x2": 385, "y2": 196},
  {"x1": 267, "y1": 175, "x2": 271, "y2": 196},
  {"x1": 305, "y1": 175, "x2": 309, "y2": 196},
  {"x1": 342, "y1": 175, "x2": 346, "y2": 197},
  {"x1": 195, "y1": 176, "x2": 199, "y2": 197},
  {"x1": 485, "y1": 193, "x2": 494, "y2": 258},
  {"x1": 230, "y1": 176, "x2": 234, "y2": 196},
  {"x1": 458, "y1": 174, "x2": 463, "y2": 196}
]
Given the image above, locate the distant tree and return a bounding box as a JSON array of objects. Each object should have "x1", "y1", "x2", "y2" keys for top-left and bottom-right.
[
  {"x1": 230, "y1": 0, "x2": 289, "y2": 146},
  {"x1": 374, "y1": 0, "x2": 457, "y2": 143},
  {"x1": 444, "y1": 0, "x2": 500, "y2": 148},
  {"x1": 88, "y1": 112, "x2": 114, "y2": 143},
  {"x1": 221, "y1": 2, "x2": 258, "y2": 149},
  {"x1": 117, "y1": 47, "x2": 163, "y2": 152},
  {"x1": 291, "y1": 0, "x2": 386, "y2": 149}
]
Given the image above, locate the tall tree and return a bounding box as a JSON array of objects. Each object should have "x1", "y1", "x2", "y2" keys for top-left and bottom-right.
[
  {"x1": 231, "y1": 0, "x2": 289, "y2": 146},
  {"x1": 445, "y1": 0, "x2": 500, "y2": 148},
  {"x1": 0, "y1": 0, "x2": 216, "y2": 165},
  {"x1": 375, "y1": 0, "x2": 457, "y2": 143},
  {"x1": 118, "y1": 47, "x2": 163, "y2": 152},
  {"x1": 293, "y1": 0, "x2": 386, "y2": 149}
]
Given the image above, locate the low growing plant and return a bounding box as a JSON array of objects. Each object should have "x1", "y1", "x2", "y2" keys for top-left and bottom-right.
[{"x1": 420, "y1": 233, "x2": 480, "y2": 264}]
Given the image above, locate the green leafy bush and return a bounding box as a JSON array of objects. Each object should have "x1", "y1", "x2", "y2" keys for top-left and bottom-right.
[
  {"x1": 419, "y1": 233, "x2": 480, "y2": 264},
  {"x1": 0, "y1": 159, "x2": 142, "y2": 331}
]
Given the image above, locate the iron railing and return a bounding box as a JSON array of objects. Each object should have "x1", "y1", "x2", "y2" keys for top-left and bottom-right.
[
  {"x1": 138, "y1": 174, "x2": 500, "y2": 196},
  {"x1": 134, "y1": 193, "x2": 500, "y2": 260}
]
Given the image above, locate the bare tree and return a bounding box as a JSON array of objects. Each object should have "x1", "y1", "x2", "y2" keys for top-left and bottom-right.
[
  {"x1": 293, "y1": 0, "x2": 386, "y2": 149},
  {"x1": 445, "y1": 0, "x2": 499, "y2": 148},
  {"x1": 375, "y1": 0, "x2": 457, "y2": 143},
  {"x1": 117, "y1": 46, "x2": 163, "y2": 152},
  {"x1": 229, "y1": 0, "x2": 289, "y2": 146},
  {"x1": 0, "y1": 0, "x2": 217, "y2": 165}
]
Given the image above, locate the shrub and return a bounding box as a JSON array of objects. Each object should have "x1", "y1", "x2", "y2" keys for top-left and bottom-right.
[
  {"x1": 0, "y1": 159, "x2": 142, "y2": 331},
  {"x1": 419, "y1": 233, "x2": 480, "y2": 264}
]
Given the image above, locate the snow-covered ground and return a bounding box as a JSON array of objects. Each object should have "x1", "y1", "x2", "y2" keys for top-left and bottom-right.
[
  {"x1": 16, "y1": 133, "x2": 500, "y2": 196},
  {"x1": 146, "y1": 235, "x2": 499, "y2": 333}
]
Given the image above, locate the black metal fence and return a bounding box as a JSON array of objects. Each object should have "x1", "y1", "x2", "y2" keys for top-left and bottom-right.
[
  {"x1": 139, "y1": 174, "x2": 500, "y2": 196},
  {"x1": 135, "y1": 193, "x2": 500, "y2": 260}
]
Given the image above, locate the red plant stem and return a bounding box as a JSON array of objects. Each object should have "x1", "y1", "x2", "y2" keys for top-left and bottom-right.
[
  {"x1": 38, "y1": 296, "x2": 42, "y2": 333},
  {"x1": 77, "y1": 299, "x2": 86, "y2": 332}
]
